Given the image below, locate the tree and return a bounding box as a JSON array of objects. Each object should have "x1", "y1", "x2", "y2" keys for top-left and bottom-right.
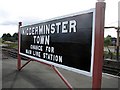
[
  {"x1": 6, "y1": 33, "x2": 11, "y2": 37},
  {"x1": 2, "y1": 33, "x2": 7, "y2": 41},
  {"x1": 2, "y1": 33, "x2": 18, "y2": 42},
  {"x1": 13, "y1": 33, "x2": 18, "y2": 41},
  {"x1": 6, "y1": 33, "x2": 11, "y2": 41},
  {"x1": 104, "y1": 35, "x2": 111, "y2": 47},
  {"x1": 2, "y1": 33, "x2": 11, "y2": 41},
  {"x1": 104, "y1": 35, "x2": 112, "y2": 59}
]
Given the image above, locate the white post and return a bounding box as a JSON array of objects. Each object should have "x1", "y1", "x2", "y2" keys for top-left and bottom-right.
[{"x1": 116, "y1": 2, "x2": 120, "y2": 61}]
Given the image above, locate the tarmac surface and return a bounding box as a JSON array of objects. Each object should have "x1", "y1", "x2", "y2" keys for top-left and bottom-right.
[{"x1": 1, "y1": 48, "x2": 120, "y2": 89}]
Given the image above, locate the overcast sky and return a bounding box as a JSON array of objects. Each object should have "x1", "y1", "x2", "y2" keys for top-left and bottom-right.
[{"x1": 0, "y1": 0, "x2": 119, "y2": 37}]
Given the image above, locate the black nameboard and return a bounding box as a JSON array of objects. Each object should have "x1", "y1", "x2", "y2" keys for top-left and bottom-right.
[{"x1": 19, "y1": 9, "x2": 95, "y2": 76}]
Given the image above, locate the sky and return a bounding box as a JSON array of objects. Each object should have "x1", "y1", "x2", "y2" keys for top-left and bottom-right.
[{"x1": 0, "y1": 0, "x2": 119, "y2": 38}]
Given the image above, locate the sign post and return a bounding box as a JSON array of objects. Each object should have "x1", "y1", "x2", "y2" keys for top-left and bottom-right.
[
  {"x1": 17, "y1": 22, "x2": 22, "y2": 70},
  {"x1": 92, "y1": 0, "x2": 106, "y2": 89},
  {"x1": 17, "y1": 1, "x2": 106, "y2": 89}
]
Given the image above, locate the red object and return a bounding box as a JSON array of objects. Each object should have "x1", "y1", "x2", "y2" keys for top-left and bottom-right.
[
  {"x1": 31, "y1": 59, "x2": 73, "y2": 90},
  {"x1": 92, "y1": 1, "x2": 106, "y2": 89},
  {"x1": 27, "y1": 59, "x2": 73, "y2": 90},
  {"x1": 19, "y1": 59, "x2": 31, "y2": 71},
  {"x1": 52, "y1": 65, "x2": 73, "y2": 90},
  {"x1": 17, "y1": 22, "x2": 22, "y2": 70},
  {"x1": 17, "y1": 23, "x2": 73, "y2": 89}
]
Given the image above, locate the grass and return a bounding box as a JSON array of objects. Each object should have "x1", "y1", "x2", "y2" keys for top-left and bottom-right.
[
  {"x1": 2, "y1": 40, "x2": 18, "y2": 49},
  {"x1": 104, "y1": 51, "x2": 120, "y2": 59},
  {"x1": 0, "y1": 38, "x2": 2, "y2": 45},
  {"x1": 8, "y1": 43, "x2": 18, "y2": 49}
]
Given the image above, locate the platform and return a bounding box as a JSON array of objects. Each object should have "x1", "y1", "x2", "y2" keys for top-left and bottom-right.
[{"x1": 2, "y1": 51, "x2": 119, "y2": 89}]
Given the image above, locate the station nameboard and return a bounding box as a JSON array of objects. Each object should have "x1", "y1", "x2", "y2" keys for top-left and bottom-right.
[{"x1": 19, "y1": 9, "x2": 95, "y2": 76}]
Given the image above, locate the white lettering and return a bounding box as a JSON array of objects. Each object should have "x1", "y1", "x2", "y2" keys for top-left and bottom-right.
[
  {"x1": 43, "y1": 53, "x2": 62, "y2": 63},
  {"x1": 46, "y1": 24, "x2": 50, "y2": 34},
  {"x1": 33, "y1": 35, "x2": 49, "y2": 45},
  {"x1": 51, "y1": 24, "x2": 55, "y2": 34},
  {"x1": 69, "y1": 20, "x2": 77, "y2": 32},
  {"x1": 56, "y1": 22, "x2": 61, "y2": 33},
  {"x1": 21, "y1": 20, "x2": 77, "y2": 35},
  {"x1": 45, "y1": 46, "x2": 54, "y2": 53},
  {"x1": 62, "y1": 21, "x2": 68, "y2": 33}
]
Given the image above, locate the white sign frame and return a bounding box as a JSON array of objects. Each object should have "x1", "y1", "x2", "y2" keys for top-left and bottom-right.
[{"x1": 19, "y1": 9, "x2": 95, "y2": 77}]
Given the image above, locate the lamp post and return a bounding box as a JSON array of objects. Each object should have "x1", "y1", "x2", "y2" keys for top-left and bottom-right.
[
  {"x1": 116, "y1": 27, "x2": 120, "y2": 61},
  {"x1": 117, "y1": 1, "x2": 120, "y2": 60}
]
